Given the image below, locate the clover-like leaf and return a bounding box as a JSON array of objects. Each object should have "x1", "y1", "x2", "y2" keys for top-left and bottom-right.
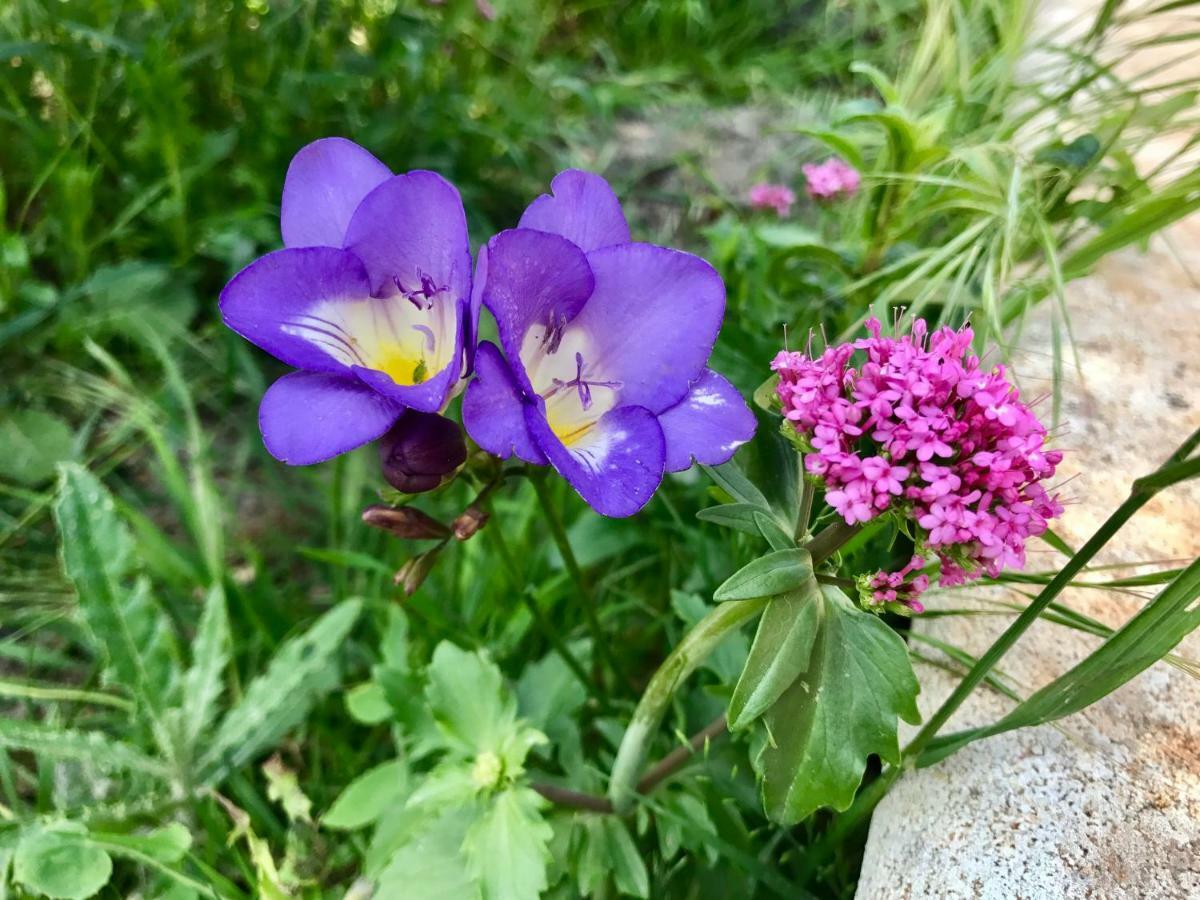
[{"x1": 753, "y1": 586, "x2": 920, "y2": 824}]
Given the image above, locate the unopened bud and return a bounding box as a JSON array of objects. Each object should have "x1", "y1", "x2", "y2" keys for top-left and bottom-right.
[
  {"x1": 394, "y1": 547, "x2": 441, "y2": 596},
  {"x1": 362, "y1": 504, "x2": 451, "y2": 540},
  {"x1": 452, "y1": 505, "x2": 489, "y2": 541},
  {"x1": 379, "y1": 412, "x2": 467, "y2": 494}
]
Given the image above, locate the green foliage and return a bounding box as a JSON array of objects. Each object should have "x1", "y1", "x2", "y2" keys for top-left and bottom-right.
[
  {"x1": 3, "y1": 0, "x2": 1200, "y2": 896},
  {"x1": 714, "y1": 548, "x2": 814, "y2": 601},
  {"x1": 753, "y1": 586, "x2": 921, "y2": 824}
]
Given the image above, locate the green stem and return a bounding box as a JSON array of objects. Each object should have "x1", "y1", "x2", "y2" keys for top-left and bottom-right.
[
  {"x1": 608, "y1": 598, "x2": 767, "y2": 814},
  {"x1": 530, "y1": 471, "x2": 620, "y2": 685}
]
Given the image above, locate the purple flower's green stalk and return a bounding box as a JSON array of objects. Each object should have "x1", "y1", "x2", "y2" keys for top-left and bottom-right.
[
  {"x1": 608, "y1": 519, "x2": 861, "y2": 814},
  {"x1": 608, "y1": 597, "x2": 767, "y2": 814}
]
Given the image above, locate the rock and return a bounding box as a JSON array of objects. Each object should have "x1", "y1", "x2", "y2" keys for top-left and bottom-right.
[{"x1": 855, "y1": 221, "x2": 1200, "y2": 899}]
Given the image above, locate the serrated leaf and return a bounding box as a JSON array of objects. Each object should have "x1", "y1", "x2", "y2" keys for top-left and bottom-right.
[
  {"x1": 14, "y1": 825, "x2": 112, "y2": 900},
  {"x1": 463, "y1": 787, "x2": 552, "y2": 900},
  {"x1": 263, "y1": 755, "x2": 313, "y2": 823},
  {"x1": 323, "y1": 760, "x2": 408, "y2": 831},
  {"x1": 755, "y1": 586, "x2": 920, "y2": 824},
  {"x1": 181, "y1": 585, "x2": 229, "y2": 747},
  {"x1": 54, "y1": 464, "x2": 178, "y2": 716},
  {"x1": 714, "y1": 549, "x2": 813, "y2": 601},
  {"x1": 425, "y1": 642, "x2": 517, "y2": 757},
  {"x1": 199, "y1": 600, "x2": 361, "y2": 781},
  {"x1": 728, "y1": 580, "x2": 822, "y2": 730},
  {"x1": 0, "y1": 718, "x2": 169, "y2": 778},
  {"x1": 376, "y1": 808, "x2": 479, "y2": 900}
]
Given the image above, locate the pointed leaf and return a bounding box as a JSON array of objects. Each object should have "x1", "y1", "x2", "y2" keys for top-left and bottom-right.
[
  {"x1": 323, "y1": 760, "x2": 409, "y2": 831},
  {"x1": 697, "y1": 502, "x2": 767, "y2": 536},
  {"x1": 728, "y1": 580, "x2": 822, "y2": 730},
  {"x1": 714, "y1": 549, "x2": 813, "y2": 601},
  {"x1": 54, "y1": 464, "x2": 178, "y2": 714},
  {"x1": 199, "y1": 600, "x2": 361, "y2": 781},
  {"x1": 755, "y1": 587, "x2": 920, "y2": 824},
  {"x1": 181, "y1": 585, "x2": 229, "y2": 746},
  {"x1": 0, "y1": 718, "x2": 169, "y2": 778}
]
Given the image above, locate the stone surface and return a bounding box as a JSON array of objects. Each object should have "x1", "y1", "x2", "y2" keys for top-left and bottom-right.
[
  {"x1": 855, "y1": 224, "x2": 1200, "y2": 898},
  {"x1": 857, "y1": 2, "x2": 1200, "y2": 893}
]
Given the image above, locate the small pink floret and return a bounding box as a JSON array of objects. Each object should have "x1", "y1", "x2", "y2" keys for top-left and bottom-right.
[
  {"x1": 775, "y1": 316, "x2": 1063, "y2": 603},
  {"x1": 802, "y1": 158, "x2": 861, "y2": 200},
  {"x1": 749, "y1": 183, "x2": 797, "y2": 217}
]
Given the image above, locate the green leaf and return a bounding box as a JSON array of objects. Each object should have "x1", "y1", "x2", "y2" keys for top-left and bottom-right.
[
  {"x1": 0, "y1": 409, "x2": 74, "y2": 486},
  {"x1": 0, "y1": 718, "x2": 169, "y2": 778},
  {"x1": 700, "y1": 461, "x2": 770, "y2": 509},
  {"x1": 199, "y1": 600, "x2": 361, "y2": 781},
  {"x1": 696, "y1": 502, "x2": 771, "y2": 536},
  {"x1": 714, "y1": 549, "x2": 813, "y2": 601},
  {"x1": 754, "y1": 586, "x2": 920, "y2": 824},
  {"x1": 375, "y1": 808, "x2": 479, "y2": 900},
  {"x1": 90, "y1": 823, "x2": 192, "y2": 864},
  {"x1": 577, "y1": 818, "x2": 649, "y2": 899},
  {"x1": 923, "y1": 556, "x2": 1200, "y2": 765},
  {"x1": 728, "y1": 581, "x2": 822, "y2": 730},
  {"x1": 54, "y1": 464, "x2": 178, "y2": 715},
  {"x1": 345, "y1": 681, "x2": 392, "y2": 725},
  {"x1": 462, "y1": 787, "x2": 552, "y2": 900},
  {"x1": 14, "y1": 826, "x2": 113, "y2": 900},
  {"x1": 181, "y1": 585, "x2": 229, "y2": 747},
  {"x1": 517, "y1": 647, "x2": 588, "y2": 771},
  {"x1": 425, "y1": 642, "x2": 517, "y2": 756},
  {"x1": 323, "y1": 760, "x2": 409, "y2": 831}
]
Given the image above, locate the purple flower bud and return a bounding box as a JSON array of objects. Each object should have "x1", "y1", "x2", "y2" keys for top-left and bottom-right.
[{"x1": 378, "y1": 412, "x2": 467, "y2": 494}]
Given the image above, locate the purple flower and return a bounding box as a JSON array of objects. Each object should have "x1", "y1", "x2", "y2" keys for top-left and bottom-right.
[
  {"x1": 219, "y1": 138, "x2": 474, "y2": 465},
  {"x1": 748, "y1": 183, "x2": 796, "y2": 217},
  {"x1": 462, "y1": 170, "x2": 756, "y2": 517},
  {"x1": 802, "y1": 158, "x2": 861, "y2": 200}
]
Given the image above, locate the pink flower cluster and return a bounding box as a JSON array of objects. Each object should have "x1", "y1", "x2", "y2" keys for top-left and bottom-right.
[
  {"x1": 748, "y1": 183, "x2": 797, "y2": 217},
  {"x1": 865, "y1": 555, "x2": 930, "y2": 614},
  {"x1": 773, "y1": 317, "x2": 1063, "y2": 609},
  {"x1": 802, "y1": 158, "x2": 860, "y2": 200}
]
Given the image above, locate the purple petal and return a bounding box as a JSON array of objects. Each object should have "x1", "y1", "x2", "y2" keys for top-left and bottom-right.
[
  {"x1": 352, "y1": 299, "x2": 465, "y2": 414},
  {"x1": 482, "y1": 228, "x2": 595, "y2": 396},
  {"x1": 658, "y1": 369, "x2": 756, "y2": 472},
  {"x1": 259, "y1": 371, "x2": 402, "y2": 465},
  {"x1": 463, "y1": 242, "x2": 488, "y2": 377},
  {"x1": 572, "y1": 243, "x2": 725, "y2": 413},
  {"x1": 281, "y1": 138, "x2": 392, "y2": 249},
  {"x1": 219, "y1": 247, "x2": 372, "y2": 374},
  {"x1": 525, "y1": 404, "x2": 665, "y2": 518},
  {"x1": 343, "y1": 171, "x2": 471, "y2": 306},
  {"x1": 462, "y1": 341, "x2": 547, "y2": 464},
  {"x1": 518, "y1": 169, "x2": 631, "y2": 253}
]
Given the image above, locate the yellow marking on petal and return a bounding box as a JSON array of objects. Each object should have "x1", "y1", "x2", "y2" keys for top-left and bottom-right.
[{"x1": 372, "y1": 344, "x2": 429, "y2": 386}]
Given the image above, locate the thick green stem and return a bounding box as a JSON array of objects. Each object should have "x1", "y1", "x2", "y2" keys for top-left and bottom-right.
[{"x1": 608, "y1": 598, "x2": 767, "y2": 813}]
